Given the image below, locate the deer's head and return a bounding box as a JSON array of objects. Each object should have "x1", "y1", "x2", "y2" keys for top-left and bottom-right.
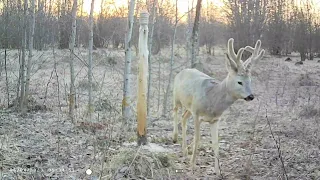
[{"x1": 224, "y1": 38, "x2": 265, "y2": 101}]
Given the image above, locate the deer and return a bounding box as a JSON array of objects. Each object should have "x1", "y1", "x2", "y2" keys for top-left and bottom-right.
[{"x1": 172, "y1": 38, "x2": 265, "y2": 175}]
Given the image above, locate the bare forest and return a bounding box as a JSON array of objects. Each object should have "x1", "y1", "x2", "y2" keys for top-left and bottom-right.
[{"x1": 0, "y1": 0, "x2": 320, "y2": 179}]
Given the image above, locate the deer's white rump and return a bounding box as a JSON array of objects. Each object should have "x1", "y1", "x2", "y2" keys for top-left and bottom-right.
[{"x1": 172, "y1": 38, "x2": 265, "y2": 175}]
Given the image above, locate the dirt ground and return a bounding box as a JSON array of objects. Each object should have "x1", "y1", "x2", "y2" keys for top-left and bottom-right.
[{"x1": 0, "y1": 47, "x2": 320, "y2": 179}]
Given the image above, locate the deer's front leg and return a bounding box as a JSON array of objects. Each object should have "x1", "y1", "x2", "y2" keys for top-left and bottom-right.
[
  {"x1": 172, "y1": 106, "x2": 179, "y2": 143},
  {"x1": 190, "y1": 113, "x2": 201, "y2": 171},
  {"x1": 181, "y1": 110, "x2": 191, "y2": 156},
  {"x1": 210, "y1": 120, "x2": 220, "y2": 175}
]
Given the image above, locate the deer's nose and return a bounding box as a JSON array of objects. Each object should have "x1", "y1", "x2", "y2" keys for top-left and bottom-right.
[{"x1": 245, "y1": 94, "x2": 254, "y2": 101}]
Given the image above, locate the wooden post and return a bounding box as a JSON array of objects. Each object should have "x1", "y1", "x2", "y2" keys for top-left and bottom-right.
[{"x1": 137, "y1": 10, "x2": 149, "y2": 146}]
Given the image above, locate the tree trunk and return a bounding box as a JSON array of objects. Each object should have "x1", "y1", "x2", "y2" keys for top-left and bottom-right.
[
  {"x1": 147, "y1": 0, "x2": 157, "y2": 115},
  {"x1": 23, "y1": 0, "x2": 36, "y2": 114},
  {"x1": 186, "y1": 0, "x2": 192, "y2": 67},
  {"x1": 88, "y1": 0, "x2": 95, "y2": 121},
  {"x1": 19, "y1": 0, "x2": 28, "y2": 111},
  {"x1": 162, "y1": 0, "x2": 178, "y2": 116},
  {"x1": 137, "y1": 11, "x2": 149, "y2": 145},
  {"x1": 191, "y1": 0, "x2": 202, "y2": 68},
  {"x1": 300, "y1": 51, "x2": 306, "y2": 61},
  {"x1": 69, "y1": 0, "x2": 78, "y2": 122},
  {"x1": 122, "y1": 0, "x2": 136, "y2": 122},
  {"x1": 4, "y1": 0, "x2": 10, "y2": 107}
]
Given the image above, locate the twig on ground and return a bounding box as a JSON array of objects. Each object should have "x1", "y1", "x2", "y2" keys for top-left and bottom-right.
[
  {"x1": 128, "y1": 146, "x2": 142, "y2": 171},
  {"x1": 265, "y1": 108, "x2": 288, "y2": 180}
]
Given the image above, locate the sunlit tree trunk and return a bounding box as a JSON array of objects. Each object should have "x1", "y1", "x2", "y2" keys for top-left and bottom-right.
[
  {"x1": 122, "y1": 0, "x2": 136, "y2": 122},
  {"x1": 191, "y1": 0, "x2": 202, "y2": 68}
]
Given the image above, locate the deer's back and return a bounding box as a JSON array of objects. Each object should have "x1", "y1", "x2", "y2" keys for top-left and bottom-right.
[{"x1": 173, "y1": 69, "x2": 217, "y2": 109}]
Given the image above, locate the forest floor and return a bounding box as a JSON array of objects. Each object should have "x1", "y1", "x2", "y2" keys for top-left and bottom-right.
[{"x1": 0, "y1": 47, "x2": 320, "y2": 180}]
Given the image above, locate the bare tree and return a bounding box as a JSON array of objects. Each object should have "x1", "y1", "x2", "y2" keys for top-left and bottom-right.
[
  {"x1": 191, "y1": 0, "x2": 202, "y2": 67},
  {"x1": 266, "y1": 0, "x2": 286, "y2": 55},
  {"x1": 147, "y1": 0, "x2": 157, "y2": 115},
  {"x1": 23, "y1": 0, "x2": 36, "y2": 113},
  {"x1": 305, "y1": 0, "x2": 314, "y2": 60},
  {"x1": 292, "y1": 5, "x2": 308, "y2": 61},
  {"x1": 199, "y1": 1, "x2": 225, "y2": 55},
  {"x1": 19, "y1": 0, "x2": 28, "y2": 111},
  {"x1": 122, "y1": 0, "x2": 136, "y2": 121},
  {"x1": 4, "y1": 0, "x2": 10, "y2": 107},
  {"x1": 69, "y1": 0, "x2": 77, "y2": 122},
  {"x1": 225, "y1": 0, "x2": 268, "y2": 53},
  {"x1": 162, "y1": 0, "x2": 178, "y2": 116},
  {"x1": 88, "y1": 0, "x2": 95, "y2": 121}
]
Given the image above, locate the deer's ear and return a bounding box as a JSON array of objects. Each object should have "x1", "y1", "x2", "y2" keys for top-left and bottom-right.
[{"x1": 225, "y1": 53, "x2": 238, "y2": 74}]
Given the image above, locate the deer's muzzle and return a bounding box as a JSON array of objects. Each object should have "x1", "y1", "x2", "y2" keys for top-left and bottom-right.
[{"x1": 244, "y1": 94, "x2": 254, "y2": 101}]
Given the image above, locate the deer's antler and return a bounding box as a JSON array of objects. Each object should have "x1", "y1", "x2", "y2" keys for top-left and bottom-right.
[
  {"x1": 227, "y1": 38, "x2": 245, "y2": 72},
  {"x1": 243, "y1": 40, "x2": 265, "y2": 71}
]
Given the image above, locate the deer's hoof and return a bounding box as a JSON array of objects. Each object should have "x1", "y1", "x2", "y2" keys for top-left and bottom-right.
[
  {"x1": 214, "y1": 167, "x2": 221, "y2": 176},
  {"x1": 172, "y1": 135, "x2": 178, "y2": 143}
]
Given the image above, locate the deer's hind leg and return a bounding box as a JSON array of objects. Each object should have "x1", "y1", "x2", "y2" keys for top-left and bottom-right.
[
  {"x1": 190, "y1": 113, "x2": 201, "y2": 171},
  {"x1": 172, "y1": 101, "x2": 181, "y2": 143}
]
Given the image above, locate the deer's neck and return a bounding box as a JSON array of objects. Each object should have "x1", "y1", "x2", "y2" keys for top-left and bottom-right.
[
  {"x1": 218, "y1": 78, "x2": 237, "y2": 106},
  {"x1": 205, "y1": 77, "x2": 237, "y2": 118}
]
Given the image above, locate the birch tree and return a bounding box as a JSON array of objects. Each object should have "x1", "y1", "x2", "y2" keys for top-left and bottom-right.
[
  {"x1": 23, "y1": 0, "x2": 36, "y2": 113},
  {"x1": 122, "y1": 0, "x2": 136, "y2": 121},
  {"x1": 88, "y1": 0, "x2": 95, "y2": 121},
  {"x1": 191, "y1": 0, "x2": 202, "y2": 68},
  {"x1": 69, "y1": 0, "x2": 77, "y2": 122}
]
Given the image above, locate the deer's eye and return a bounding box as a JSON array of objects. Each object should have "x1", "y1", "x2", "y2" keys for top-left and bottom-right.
[{"x1": 238, "y1": 82, "x2": 243, "y2": 85}]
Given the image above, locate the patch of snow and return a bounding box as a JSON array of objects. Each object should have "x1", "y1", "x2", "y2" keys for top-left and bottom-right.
[
  {"x1": 122, "y1": 142, "x2": 172, "y2": 153},
  {"x1": 142, "y1": 143, "x2": 172, "y2": 153}
]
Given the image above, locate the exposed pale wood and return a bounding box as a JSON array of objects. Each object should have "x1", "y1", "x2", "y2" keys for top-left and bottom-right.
[{"x1": 137, "y1": 10, "x2": 149, "y2": 145}]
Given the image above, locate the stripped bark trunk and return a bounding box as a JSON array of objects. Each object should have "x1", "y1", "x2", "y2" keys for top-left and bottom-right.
[
  {"x1": 191, "y1": 0, "x2": 202, "y2": 68},
  {"x1": 122, "y1": 0, "x2": 136, "y2": 122},
  {"x1": 69, "y1": 0, "x2": 77, "y2": 122},
  {"x1": 137, "y1": 11, "x2": 149, "y2": 145},
  {"x1": 23, "y1": 0, "x2": 36, "y2": 114},
  {"x1": 88, "y1": 0, "x2": 95, "y2": 121}
]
